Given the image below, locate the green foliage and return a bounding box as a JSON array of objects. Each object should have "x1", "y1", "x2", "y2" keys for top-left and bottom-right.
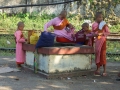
[
  {"x1": 110, "y1": 24, "x2": 120, "y2": 33},
  {"x1": 0, "y1": 13, "x2": 58, "y2": 31},
  {"x1": 0, "y1": 36, "x2": 15, "y2": 48},
  {"x1": 0, "y1": 13, "x2": 119, "y2": 33}
]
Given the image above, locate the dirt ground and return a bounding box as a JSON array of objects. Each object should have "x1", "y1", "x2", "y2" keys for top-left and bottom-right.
[{"x1": 0, "y1": 56, "x2": 120, "y2": 90}]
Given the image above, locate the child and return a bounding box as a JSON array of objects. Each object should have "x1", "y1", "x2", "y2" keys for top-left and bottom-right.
[
  {"x1": 75, "y1": 23, "x2": 93, "y2": 46},
  {"x1": 14, "y1": 22, "x2": 27, "y2": 69},
  {"x1": 92, "y1": 12, "x2": 110, "y2": 76}
]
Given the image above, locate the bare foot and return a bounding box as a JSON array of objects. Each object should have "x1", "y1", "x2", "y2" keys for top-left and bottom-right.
[{"x1": 94, "y1": 71, "x2": 101, "y2": 76}]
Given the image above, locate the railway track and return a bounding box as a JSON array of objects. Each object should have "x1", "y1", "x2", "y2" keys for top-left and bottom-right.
[
  {"x1": 0, "y1": 33, "x2": 120, "y2": 51},
  {"x1": 0, "y1": 32, "x2": 120, "y2": 40}
]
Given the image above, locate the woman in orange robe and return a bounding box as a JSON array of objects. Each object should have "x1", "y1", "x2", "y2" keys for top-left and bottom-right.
[
  {"x1": 44, "y1": 10, "x2": 75, "y2": 43},
  {"x1": 92, "y1": 12, "x2": 110, "y2": 76}
]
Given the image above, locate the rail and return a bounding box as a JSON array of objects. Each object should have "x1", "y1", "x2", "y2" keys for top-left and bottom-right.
[{"x1": 0, "y1": 33, "x2": 120, "y2": 49}]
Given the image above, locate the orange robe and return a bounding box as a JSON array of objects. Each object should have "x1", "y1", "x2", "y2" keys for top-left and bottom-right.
[
  {"x1": 53, "y1": 18, "x2": 69, "y2": 30},
  {"x1": 44, "y1": 17, "x2": 75, "y2": 42},
  {"x1": 92, "y1": 22, "x2": 110, "y2": 67}
]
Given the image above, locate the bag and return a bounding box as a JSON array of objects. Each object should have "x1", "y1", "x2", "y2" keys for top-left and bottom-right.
[
  {"x1": 36, "y1": 31, "x2": 55, "y2": 48},
  {"x1": 30, "y1": 31, "x2": 39, "y2": 45}
]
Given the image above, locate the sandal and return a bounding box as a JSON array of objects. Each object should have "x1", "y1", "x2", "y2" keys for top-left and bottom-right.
[
  {"x1": 118, "y1": 73, "x2": 120, "y2": 77},
  {"x1": 17, "y1": 67, "x2": 22, "y2": 70},
  {"x1": 102, "y1": 73, "x2": 107, "y2": 76},
  {"x1": 116, "y1": 79, "x2": 120, "y2": 81},
  {"x1": 94, "y1": 71, "x2": 101, "y2": 76}
]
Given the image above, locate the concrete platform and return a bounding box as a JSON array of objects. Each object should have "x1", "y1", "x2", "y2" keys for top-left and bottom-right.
[{"x1": 23, "y1": 44, "x2": 94, "y2": 78}]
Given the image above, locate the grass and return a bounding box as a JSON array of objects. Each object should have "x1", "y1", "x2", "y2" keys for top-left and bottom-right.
[
  {"x1": 0, "y1": 35, "x2": 15, "y2": 48},
  {"x1": 0, "y1": 13, "x2": 120, "y2": 33},
  {"x1": 107, "y1": 41, "x2": 120, "y2": 53},
  {"x1": 0, "y1": 50, "x2": 15, "y2": 56}
]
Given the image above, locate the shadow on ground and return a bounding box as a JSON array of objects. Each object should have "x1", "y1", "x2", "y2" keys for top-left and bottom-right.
[{"x1": 0, "y1": 57, "x2": 120, "y2": 90}]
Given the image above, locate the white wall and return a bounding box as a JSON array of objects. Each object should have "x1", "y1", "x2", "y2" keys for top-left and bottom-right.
[{"x1": 0, "y1": 0, "x2": 120, "y2": 17}]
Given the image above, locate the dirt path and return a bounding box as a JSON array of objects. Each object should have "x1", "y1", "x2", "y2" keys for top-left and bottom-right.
[{"x1": 0, "y1": 57, "x2": 120, "y2": 90}]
